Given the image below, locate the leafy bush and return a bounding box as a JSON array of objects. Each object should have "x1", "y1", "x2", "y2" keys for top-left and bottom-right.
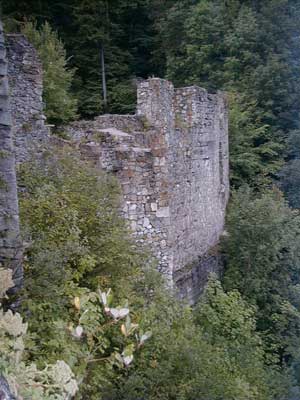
[
  {"x1": 17, "y1": 147, "x2": 151, "y2": 398},
  {"x1": 0, "y1": 266, "x2": 152, "y2": 399},
  {"x1": 0, "y1": 268, "x2": 78, "y2": 399},
  {"x1": 105, "y1": 275, "x2": 284, "y2": 400},
  {"x1": 19, "y1": 147, "x2": 144, "y2": 294}
]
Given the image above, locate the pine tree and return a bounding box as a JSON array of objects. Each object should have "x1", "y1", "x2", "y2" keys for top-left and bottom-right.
[
  {"x1": 69, "y1": 0, "x2": 156, "y2": 116},
  {"x1": 223, "y1": 187, "x2": 300, "y2": 365},
  {"x1": 161, "y1": 0, "x2": 300, "y2": 186}
]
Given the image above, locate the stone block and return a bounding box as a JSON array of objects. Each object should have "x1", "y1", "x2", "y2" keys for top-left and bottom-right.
[
  {"x1": 156, "y1": 207, "x2": 170, "y2": 218},
  {"x1": 150, "y1": 202, "x2": 157, "y2": 212}
]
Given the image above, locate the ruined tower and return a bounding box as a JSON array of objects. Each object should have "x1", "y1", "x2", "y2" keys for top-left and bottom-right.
[{"x1": 65, "y1": 79, "x2": 229, "y2": 301}]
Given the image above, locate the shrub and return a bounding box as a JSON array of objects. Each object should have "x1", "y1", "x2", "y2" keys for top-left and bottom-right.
[
  {"x1": 18, "y1": 147, "x2": 150, "y2": 398},
  {"x1": 105, "y1": 276, "x2": 283, "y2": 400},
  {"x1": 0, "y1": 268, "x2": 78, "y2": 399}
]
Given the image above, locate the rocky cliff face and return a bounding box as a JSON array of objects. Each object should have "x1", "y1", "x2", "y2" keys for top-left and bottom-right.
[
  {"x1": 6, "y1": 35, "x2": 229, "y2": 303},
  {"x1": 0, "y1": 23, "x2": 23, "y2": 292}
]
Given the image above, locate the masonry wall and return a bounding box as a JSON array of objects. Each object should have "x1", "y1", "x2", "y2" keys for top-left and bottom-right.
[
  {"x1": 7, "y1": 34, "x2": 229, "y2": 302},
  {"x1": 6, "y1": 34, "x2": 49, "y2": 163},
  {"x1": 66, "y1": 79, "x2": 229, "y2": 301},
  {"x1": 0, "y1": 24, "x2": 23, "y2": 292},
  {"x1": 136, "y1": 80, "x2": 229, "y2": 300},
  {"x1": 66, "y1": 113, "x2": 174, "y2": 282}
]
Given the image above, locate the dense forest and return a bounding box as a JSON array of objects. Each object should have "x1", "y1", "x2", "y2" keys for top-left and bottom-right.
[{"x1": 2, "y1": 0, "x2": 300, "y2": 399}]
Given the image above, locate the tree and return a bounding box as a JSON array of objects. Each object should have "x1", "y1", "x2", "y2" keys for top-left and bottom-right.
[
  {"x1": 106, "y1": 277, "x2": 282, "y2": 400},
  {"x1": 229, "y1": 93, "x2": 282, "y2": 187},
  {"x1": 279, "y1": 159, "x2": 300, "y2": 209},
  {"x1": 22, "y1": 21, "x2": 77, "y2": 125},
  {"x1": 194, "y1": 276, "x2": 289, "y2": 399},
  {"x1": 161, "y1": 0, "x2": 300, "y2": 186},
  {"x1": 0, "y1": 268, "x2": 152, "y2": 399},
  {"x1": 279, "y1": 130, "x2": 300, "y2": 209},
  {"x1": 69, "y1": 0, "x2": 144, "y2": 116},
  {"x1": 222, "y1": 187, "x2": 300, "y2": 368},
  {"x1": 2, "y1": 0, "x2": 167, "y2": 117}
]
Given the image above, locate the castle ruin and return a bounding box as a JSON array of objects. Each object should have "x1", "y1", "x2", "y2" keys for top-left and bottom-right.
[{"x1": 6, "y1": 35, "x2": 229, "y2": 303}]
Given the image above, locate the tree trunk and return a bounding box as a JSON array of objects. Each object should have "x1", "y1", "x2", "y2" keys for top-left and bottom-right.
[
  {"x1": 0, "y1": 21, "x2": 23, "y2": 294},
  {"x1": 100, "y1": 44, "x2": 107, "y2": 109}
]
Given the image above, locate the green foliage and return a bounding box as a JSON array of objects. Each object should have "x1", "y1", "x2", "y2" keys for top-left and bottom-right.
[
  {"x1": 0, "y1": 267, "x2": 150, "y2": 399},
  {"x1": 19, "y1": 147, "x2": 143, "y2": 292},
  {"x1": 17, "y1": 148, "x2": 151, "y2": 398},
  {"x1": 2, "y1": 0, "x2": 166, "y2": 116},
  {"x1": 4, "y1": 1, "x2": 300, "y2": 398},
  {"x1": 195, "y1": 275, "x2": 258, "y2": 346},
  {"x1": 223, "y1": 187, "x2": 300, "y2": 368},
  {"x1": 0, "y1": 268, "x2": 79, "y2": 399},
  {"x1": 68, "y1": 0, "x2": 141, "y2": 116},
  {"x1": 279, "y1": 158, "x2": 300, "y2": 209},
  {"x1": 279, "y1": 130, "x2": 300, "y2": 208},
  {"x1": 106, "y1": 276, "x2": 283, "y2": 400},
  {"x1": 161, "y1": 0, "x2": 300, "y2": 186},
  {"x1": 67, "y1": 269, "x2": 158, "y2": 399},
  {"x1": 5, "y1": 0, "x2": 300, "y2": 197},
  {"x1": 22, "y1": 21, "x2": 77, "y2": 125},
  {"x1": 16, "y1": 147, "x2": 288, "y2": 399},
  {"x1": 194, "y1": 276, "x2": 289, "y2": 399},
  {"x1": 229, "y1": 93, "x2": 283, "y2": 187}
]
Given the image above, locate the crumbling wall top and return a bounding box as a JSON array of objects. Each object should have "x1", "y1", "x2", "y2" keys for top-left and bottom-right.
[
  {"x1": 6, "y1": 34, "x2": 49, "y2": 163},
  {"x1": 137, "y1": 78, "x2": 175, "y2": 129}
]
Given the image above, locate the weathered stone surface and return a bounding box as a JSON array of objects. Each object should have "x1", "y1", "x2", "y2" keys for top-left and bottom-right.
[
  {"x1": 0, "y1": 375, "x2": 16, "y2": 400},
  {"x1": 174, "y1": 251, "x2": 221, "y2": 304},
  {"x1": 6, "y1": 34, "x2": 49, "y2": 163},
  {"x1": 0, "y1": 23, "x2": 23, "y2": 293},
  {"x1": 65, "y1": 78, "x2": 229, "y2": 301}
]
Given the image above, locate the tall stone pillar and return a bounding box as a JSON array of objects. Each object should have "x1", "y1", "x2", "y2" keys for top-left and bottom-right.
[
  {"x1": 137, "y1": 78, "x2": 174, "y2": 130},
  {"x1": 137, "y1": 79, "x2": 175, "y2": 283},
  {"x1": 0, "y1": 21, "x2": 23, "y2": 292}
]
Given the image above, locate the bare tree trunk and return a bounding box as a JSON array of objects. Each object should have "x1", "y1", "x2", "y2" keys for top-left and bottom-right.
[
  {"x1": 0, "y1": 21, "x2": 23, "y2": 293},
  {"x1": 100, "y1": 44, "x2": 107, "y2": 109}
]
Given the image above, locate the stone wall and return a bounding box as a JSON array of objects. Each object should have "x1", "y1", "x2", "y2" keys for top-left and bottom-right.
[
  {"x1": 0, "y1": 23, "x2": 23, "y2": 292},
  {"x1": 6, "y1": 34, "x2": 229, "y2": 302},
  {"x1": 6, "y1": 34, "x2": 49, "y2": 163},
  {"x1": 66, "y1": 79, "x2": 229, "y2": 301},
  {"x1": 65, "y1": 113, "x2": 173, "y2": 281}
]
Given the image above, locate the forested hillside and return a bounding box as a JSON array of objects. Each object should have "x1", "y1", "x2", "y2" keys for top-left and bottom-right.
[
  {"x1": 2, "y1": 1, "x2": 300, "y2": 399},
  {"x1": 4, "y1": 0, "x2": 300, "y2": 188}
]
